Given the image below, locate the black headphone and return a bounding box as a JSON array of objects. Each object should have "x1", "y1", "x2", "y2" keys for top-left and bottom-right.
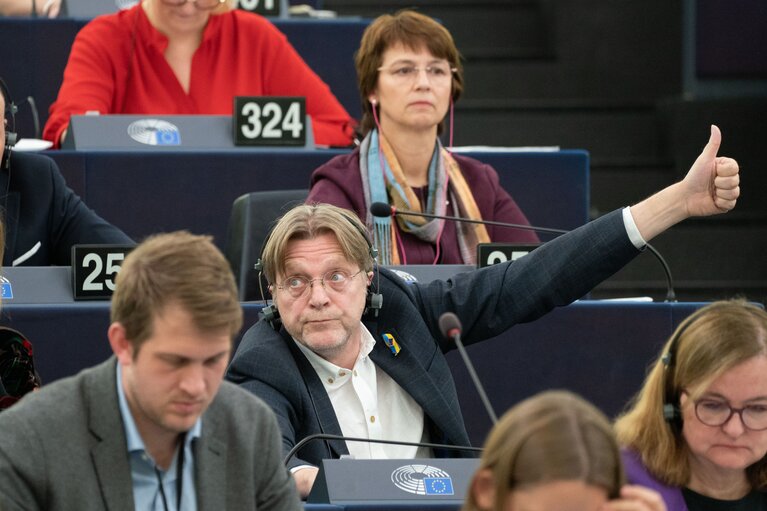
[
  {"x1": 256, "y1": 210, "x2": 383, "y2": 331},
  {"x1": 1, "y1": 77, "x2": 18, "y2": 172},
  {"x1": 661, "y1": 314, "x2": 698, "y2": 431}
]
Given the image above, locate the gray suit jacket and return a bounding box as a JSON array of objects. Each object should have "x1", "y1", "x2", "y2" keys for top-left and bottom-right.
[
  {"x1": 227, "y1": 209, "x2": 640, "y2": 469},
  {"x1": 0, "y1": 357, "x2": 301, "y2": 510}
]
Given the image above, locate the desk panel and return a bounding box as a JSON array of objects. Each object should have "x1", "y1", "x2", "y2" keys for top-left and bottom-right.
[
  {"x1": 2, "y1": 298, "x2": 702, "y2": 445},
  {"x1": 49, "y1": 149, "x2": 589, "y2": 248},
  {"x1": 0, "y1": 17, "x2": 367, "y2": 136}
]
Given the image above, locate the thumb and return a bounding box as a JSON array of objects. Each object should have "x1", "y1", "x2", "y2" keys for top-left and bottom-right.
[{"x1": 700, "y1": 124, "x2": 721, "y2": 159}]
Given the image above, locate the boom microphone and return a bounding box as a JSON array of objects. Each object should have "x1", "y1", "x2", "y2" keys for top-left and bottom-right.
[
  {"x1": 438, "y1": 313, "x2": 498, "y2": 425},
  {"x1": 283, "y1": 433, "x2": 482, "y2": 466},
  {"x1": 370, "y1": 202, "x2": 677, "y2": 302}
]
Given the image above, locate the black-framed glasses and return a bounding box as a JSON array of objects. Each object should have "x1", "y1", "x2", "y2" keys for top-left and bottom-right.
[
  {"x1": 276, "y1": 269, "x2": 364, "y2": 299},
  {"x1": 694, "y1": 398, "x2": 767, "y2": 431},
  {"x1": 159, "y1": 0, "x2": 225, "y2": 9}
]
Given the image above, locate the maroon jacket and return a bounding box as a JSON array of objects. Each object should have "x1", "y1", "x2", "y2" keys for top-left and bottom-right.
[{"x1": 308, "y1": 148, "x2": 539, "y2": 264}]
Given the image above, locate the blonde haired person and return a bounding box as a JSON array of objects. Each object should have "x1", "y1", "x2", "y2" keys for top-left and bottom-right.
[
  {"x1": 465, "y1": 391, "x2": 666, "y2": 511},
  {"x1": 616, "y1": 300, "x2": 767, "y2": 510}
]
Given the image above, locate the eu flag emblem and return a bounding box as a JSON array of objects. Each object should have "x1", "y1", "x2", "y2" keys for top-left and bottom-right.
[{"x1": 424, "y1": 477, "x2": 454, "y2": 495}]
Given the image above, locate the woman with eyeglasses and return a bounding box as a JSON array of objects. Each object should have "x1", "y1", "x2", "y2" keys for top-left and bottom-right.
[
  {"x1": 42, "y1": 0, "x2": 353, "y2": 148},
  {"x1": 307, "y1": 10, "x2": 538, "y2": 266},
  {"x1": 615, "y1": 300, "x2": 767, "y2": 510}
]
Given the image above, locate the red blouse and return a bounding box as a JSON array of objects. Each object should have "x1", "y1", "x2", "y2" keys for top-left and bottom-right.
[{"x1": 43, "y1": 5, "x2": 354, "y2": 147}]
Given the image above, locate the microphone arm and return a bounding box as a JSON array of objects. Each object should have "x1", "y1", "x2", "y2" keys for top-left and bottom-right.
[
  {"x1": 439, "y1": 313, "x2": 498, "y2": 425},
  {"x1": 392, "y1": 206, "x2": 567, "y2": 236},
  {"x1": 283, "y1": 433, "x2": 482, "y2": 466},
  {"x1": 371, "y1": 202, "x2": 677, "y2": 302}
]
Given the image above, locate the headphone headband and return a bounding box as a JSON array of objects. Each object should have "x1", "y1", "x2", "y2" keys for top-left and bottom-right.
[{"x1": 257, "y1": 206, "x2": 383, "y2": 330}]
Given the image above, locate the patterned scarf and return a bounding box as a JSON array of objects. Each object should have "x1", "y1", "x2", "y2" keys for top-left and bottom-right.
[{"x1": 359, "y1": 129, "x2": 489, "y2": 265}]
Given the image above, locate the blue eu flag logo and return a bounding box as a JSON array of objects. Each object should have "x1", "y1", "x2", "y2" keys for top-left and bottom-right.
[
  {"x1": 154, "y1": 129, "x2": 181, "y2": 146},
  {"x1": 424, "y1": 477, "x2": 454, "y2": 495}
]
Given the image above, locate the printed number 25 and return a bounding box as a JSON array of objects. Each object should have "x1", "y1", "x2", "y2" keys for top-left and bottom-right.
[{"x1": 82, "y1": 253, "x2": 124, "y2": 291}]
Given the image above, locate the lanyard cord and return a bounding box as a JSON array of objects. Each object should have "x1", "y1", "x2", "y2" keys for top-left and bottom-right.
[{"x1": 155, "y1": 433, "x2": 186, "y2": 511}]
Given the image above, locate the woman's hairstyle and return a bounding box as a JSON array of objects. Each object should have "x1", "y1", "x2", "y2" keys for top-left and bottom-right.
[
  {"x1": 615, "y1": 299, "x2": 767, "y2": 488},
  {"x1": 463, "y1": 390, "x2": 624, "y2": 511},
  {"x1": 261, "y1": 203, "x2": 375, "y2": 286},
  {"x1": 354, "y1": 9, "x2": 464, "y2": 136}
]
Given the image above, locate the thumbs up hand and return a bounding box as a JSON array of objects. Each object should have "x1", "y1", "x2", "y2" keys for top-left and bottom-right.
[{"x1": 682, "y1": 125, "x2": 740, "y2": 217}]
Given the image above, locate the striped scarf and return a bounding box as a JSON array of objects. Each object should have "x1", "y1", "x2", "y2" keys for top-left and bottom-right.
[{"x1": 359, "y1": 130, "x2": 489, "y2": 264}]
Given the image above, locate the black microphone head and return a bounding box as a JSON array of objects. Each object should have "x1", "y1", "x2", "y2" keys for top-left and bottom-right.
[
  {"x1": 370, "y1": 202, "x2": 394, "y2": 218},
  {"x1": 438, "y1": 312, "x2": 462, "y2": 339}
]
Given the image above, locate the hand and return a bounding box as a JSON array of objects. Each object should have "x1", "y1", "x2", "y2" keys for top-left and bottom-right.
[
  {"x1": 680, "y1": 125, "x2": 740, "y2": 217},
  {"x1": 292, "y1": 466, "x2": 319, "y2": 499},
  {"x1": 600, "y1": 485, "x2": 667, "y2": 511}
]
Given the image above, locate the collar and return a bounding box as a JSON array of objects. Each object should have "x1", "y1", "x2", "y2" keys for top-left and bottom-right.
[
  {"x1": 115, "y1": 363, "x2": 201, "y2": 455},
  {"x1": 293, "y1": 322, "x2": 376, "y2": 388},
  {"x1": 135, "y1": 1, "x2": 227, "y2": 53}
]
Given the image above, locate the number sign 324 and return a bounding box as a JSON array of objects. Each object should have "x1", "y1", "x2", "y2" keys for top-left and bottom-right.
[{"x1": 234, "y1": 97, "x2": 306, "y2": 146}]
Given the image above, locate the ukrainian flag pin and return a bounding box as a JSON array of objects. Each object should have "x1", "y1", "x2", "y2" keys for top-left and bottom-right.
[{"x1": 382, "y1": 333, "x2": 401, "y2": 356}]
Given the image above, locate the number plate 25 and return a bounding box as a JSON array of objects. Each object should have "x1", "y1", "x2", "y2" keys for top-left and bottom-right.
[
  {"x1": 234, "y1": 97, "x2": 306, "y2": 146},
  {"x1": 71, "y1": 245, "x2": 135, "y2": 300}
]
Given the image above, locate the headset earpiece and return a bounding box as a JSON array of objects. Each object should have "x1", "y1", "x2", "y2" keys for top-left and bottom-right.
[
  {"x1": 262, "y1": 304, "x2": 281, "y2": 331},
  {"x1": 661, "y1": 315, "x2": 697, "y2": 432}
]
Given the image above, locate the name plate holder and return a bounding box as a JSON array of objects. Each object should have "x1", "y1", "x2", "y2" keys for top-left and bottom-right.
[
  {"x1": 64, "y1": 113, "x2": 314, "y2": 151},
  {"x1": 308, "y1": 458, "x2": 479, "y2": 506},
  {"x1": 476, "y1": 243, "x2": 541, "y2": 268},
  {"x1": 71, "y1": 244, "x2": 135, "y2": 301},
  {"x1": 233, "y1": 96, "x2": 312, "y2": 148}
]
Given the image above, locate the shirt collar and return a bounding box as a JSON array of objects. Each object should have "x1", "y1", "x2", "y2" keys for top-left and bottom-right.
[
  {"x1": 115, "y1": 363, "x2": 201, "y2": 455},
  {"x1": 135, "y1": 1, "x2": 226, "y2": 53},
  {"x1": 294, "y1": 322, "x2": 376, "y2": 386}
]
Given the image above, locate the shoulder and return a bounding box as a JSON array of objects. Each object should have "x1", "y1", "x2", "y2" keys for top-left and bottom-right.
[
  {"x1": 621, "y1": 448, "x2": 683, "y2": 501},
  {"x1": 217, "y1": 9, "x2": 287, "y2": 39},
  {"x1": 77, "y1": 7, "x2": 135, "y2": 37},
  {"x1": 311, "y1": 149, "x2": 361, "y2": 180},
  {"x1": 450, "y1": 152, "x2": 500, "y2": 183},
  {"x1": 9, "y1": 151, "x2": 56, "y2": 173},
  {"x1": 212, "y1": 381, "x2": 272, "y2": 415}
]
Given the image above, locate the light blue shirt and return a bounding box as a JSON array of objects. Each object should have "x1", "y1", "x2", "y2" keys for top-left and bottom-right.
[{"x1": 116, "y1": 364, "x2": 201, "y2": 511}]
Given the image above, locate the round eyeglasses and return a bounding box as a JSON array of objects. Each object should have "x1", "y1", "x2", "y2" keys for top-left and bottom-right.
[
  {"x1": 377, "y1": 63, "x2": 456, "y2": 85},
  {"x1": 276, "y1": 269, "x2": 364, "y2": 299},
  {"x1": 159, "y1": 0, "x2": 225, "y2": 10},
  {"x1": 694, "y1": 398, "x2": 767, "y2": 431}
]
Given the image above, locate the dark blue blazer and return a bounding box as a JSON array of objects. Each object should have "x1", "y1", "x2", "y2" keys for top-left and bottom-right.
[
  {"x1": 1, "y1": 151, "x2": 133, "y2": 266},
  {"x1": 227, "y1": 209, "x2": 640, "y2": 469}
]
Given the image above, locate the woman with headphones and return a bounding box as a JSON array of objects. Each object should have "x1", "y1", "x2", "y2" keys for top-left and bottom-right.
[
  {"x1": 615, "y1": 300, "x2": 767, "y2": 510},
  {"x1": 307, "y1": 10, "x2": 538, "y2": 266}
]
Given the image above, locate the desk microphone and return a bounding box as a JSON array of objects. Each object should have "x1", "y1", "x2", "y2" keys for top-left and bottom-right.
[
  {"x1": 283, "y1": 433, "x2": 482, "y2": 466},
  {"x1": 370, "y1": 202, "x2": 676, "y2": 302},
  {"x1": 439, "y1": 312, "x2": 498, "y2": 425}
]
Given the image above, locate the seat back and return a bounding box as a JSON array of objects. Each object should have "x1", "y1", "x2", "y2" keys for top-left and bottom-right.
[{"x1": 225, "y1": 189, "x2": 308, "y2": 301}]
